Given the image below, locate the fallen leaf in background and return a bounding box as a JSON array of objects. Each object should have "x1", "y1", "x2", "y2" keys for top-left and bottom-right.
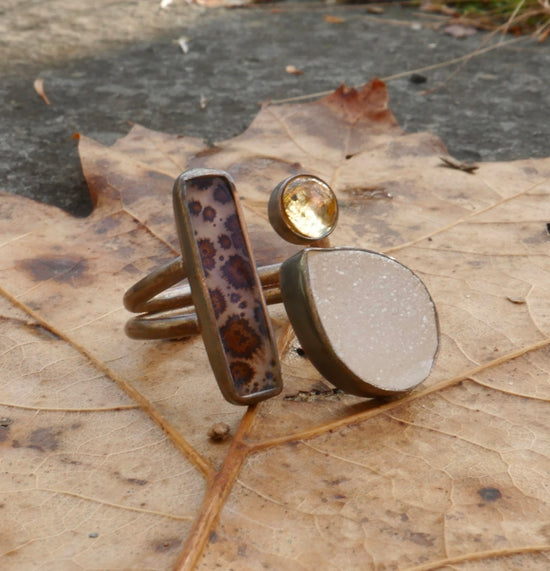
[
  {"x1": 176, "y1": 36, "x2": 190, "y2": 54},
  {"x1": 444, "y1": 23, "x2": 477, "y2": 39},
  {"x1": 539, "y1": 26, "x2": 550, "y2": 43},
  {"x1": 1, "y1": 80, "x2": 550, "y2": 569},
  {"x1": 440, "y1": 154, "x2": 479, "y2": 173},
  {"x1": 366, "y1": 5, "x2": 385, "y2": 15},
  {"x1": 194, "y1": 0, "x2": 249, "y2": 7},
  {"x1": 420, "y1": 1, "x2": 458, "y2": 17},
  {"x1": 33, "y1": 77, "x2": 51, "y2": 105},
  {"x1": 286, "y1": 64, "x2": 304, "y2": 75},
  {"x1": 324, "y1": 15, "x2": 346, "y2": 24},
  {"x1": 199, "y1": 94, "x2": 209, "y2": 109}
]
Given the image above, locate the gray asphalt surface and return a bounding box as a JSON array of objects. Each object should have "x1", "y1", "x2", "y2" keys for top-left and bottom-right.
[{"x1": 2, "y1": 2, "x2": 550, "y2": 216}]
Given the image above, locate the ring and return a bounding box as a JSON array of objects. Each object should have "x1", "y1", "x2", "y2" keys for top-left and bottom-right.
[
  {"x1": 123, "y1": 173, "x2": 338, "y2": 327},
  {"x1": 124, "y1": 171, "x2": 439, "y2": 399},
  {"x1": 124, "y1": 260, "x2": 282, "y2": 338},
  {"x1": 128, "y1": 168, "x2": 282, "y2": 405}
]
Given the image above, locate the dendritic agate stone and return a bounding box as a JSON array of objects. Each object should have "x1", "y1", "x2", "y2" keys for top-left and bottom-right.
[{"x1": 174, "y1": 172, "x2": 281, "y2": 405}]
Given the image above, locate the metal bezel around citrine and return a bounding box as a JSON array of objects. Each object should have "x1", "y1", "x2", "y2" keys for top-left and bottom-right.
[{"x1": 268, "y1": 174, "x2": 339, "y2": 245}]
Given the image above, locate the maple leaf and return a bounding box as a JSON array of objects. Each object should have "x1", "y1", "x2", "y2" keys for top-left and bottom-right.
[{"x1": 1, "y1": 79, "x2": 550, "y2": 569}]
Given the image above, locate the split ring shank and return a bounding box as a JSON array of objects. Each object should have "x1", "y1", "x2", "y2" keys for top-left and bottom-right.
[
  {"x1": 123, "y1": 173, "x2": 337, "y2": 321},
  {"x1": 123, "y1": 257, "x2": 186, "y2": 314},
  {"x1": 124, "y1": 264, "x2": 283, "y2": 339}
]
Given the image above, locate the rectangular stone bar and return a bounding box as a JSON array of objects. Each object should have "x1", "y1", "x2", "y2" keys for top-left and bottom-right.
[{"x1": 173, "y1": 169, "x2": 282, "y2": 405}]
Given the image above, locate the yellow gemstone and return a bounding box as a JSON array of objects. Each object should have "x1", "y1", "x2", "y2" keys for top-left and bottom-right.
[{"x1": 281, "y1": 176, "x2": 337, "y2": 240}]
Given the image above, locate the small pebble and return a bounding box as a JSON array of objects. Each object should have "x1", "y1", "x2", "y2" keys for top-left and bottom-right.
[
  {"x1": 208, "y1": 422, "x2": 231, "y2": 442},
  {"x1": 89, "y1": 532, "x2": 99, "y2": 538},
  {"x1": 409, "y1": 73, "x2": 427, "y2": 84},
  {"x1": 444, "y1": 24, "x2": 476, "y2": 39}
]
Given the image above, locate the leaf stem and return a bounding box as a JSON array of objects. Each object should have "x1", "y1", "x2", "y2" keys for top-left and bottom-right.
[
  {"x1": 172, "y1": 323, "x2": 295, "y2": 569},
  {"x1": 172, "y1": 406, "x2": 257, "y2": 571},
  {"x1": 249, "y1": 336, "x2": 550, "y2": 452},
  {"x1": 0, "y1": 285, "x2": 215, "y2": 479}
]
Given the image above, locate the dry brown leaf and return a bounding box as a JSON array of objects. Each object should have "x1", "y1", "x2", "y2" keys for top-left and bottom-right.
[
  {"x1": 420, "y1": 1, "x2": 458, "y2": 17},
  {"x1": 33, "y1": 77, "x2": 51, "y2": 105},
  {"x1": 324, "y1": 15, "x2": 346, "y2": 24},
  {"x1": 366, "y1": 5, "x2": 385, "y2": 15},
  {"x1": 286, "y1": 65, "x2": 304, "y2": 75},
  {"x1": 1, "y1": 79, "x2": 550, "y2": 569},
  {"x1": 440, "y1": 154, "x2": 479, "y2": 173},
  {"x1": 193, "y1": 0, "x2": 249, "y2": 6},
  {"x1": 444, "y1": 23, "x2": 477, "y2": 39}
]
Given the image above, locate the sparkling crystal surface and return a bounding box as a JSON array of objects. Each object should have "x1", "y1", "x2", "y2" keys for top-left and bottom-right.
[{"x1": 307, "y1": 249, "x2": 438, "y2": 393}]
